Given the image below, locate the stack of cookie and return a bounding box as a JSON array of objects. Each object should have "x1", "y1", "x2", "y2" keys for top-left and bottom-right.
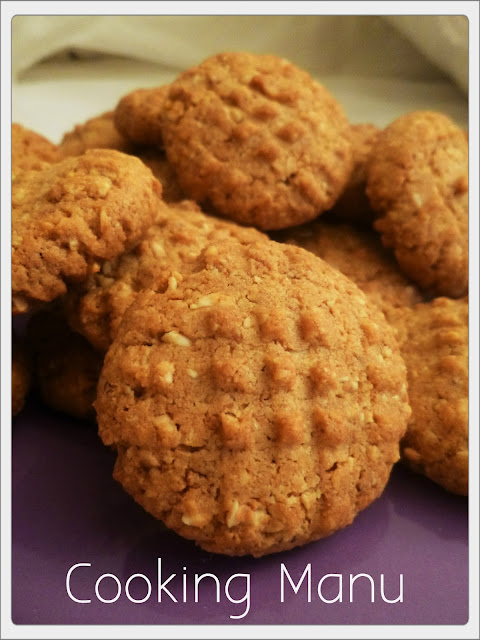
[{"x1": 12, "y1": 51, "x2": 468, "y2": 557}]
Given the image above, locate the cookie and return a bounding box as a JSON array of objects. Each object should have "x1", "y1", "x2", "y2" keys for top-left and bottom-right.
[
  {"x1": 63, "y1": 200, "x2": 268, "y2": 352},
  {"x1": 114, "y1": 86, "x2": 168, "y2": 147},
  {"x1": 12, "y1": 148, "x2": 163, "y2": 315},
  {"x1": 136, "y1": 149, "x2": 186, "y2": 203},
  {"x1": 323, "y1": 123, "x2": 380, "y2": 226},
  {"x1": 366, "y1": 111, "x2": 468, "y2": 298},
  {"x1": 389, "y1": 297, "x2": 468, "y2": 495},
  {"x1": 277, "y1": 220, "x2": 423, "y2": 320},
  {"x1": 12, "y1": 123, "x2": 61, "y2": 175},
  {"x1": 26, "y1": 308, "x2": 103, "y2": 421},
  {"x1": 95, "y1": 239, "x2": 410, "y2": 557},
  {"x1": 160, "y1": 51, "x2": 353, "y2": 230},
  {"x1": 58, "y1": 111, "x2": 136, "y2": 157},
  {"x1": 12, "y1": 332, "x2": 32, "y2": 417}
]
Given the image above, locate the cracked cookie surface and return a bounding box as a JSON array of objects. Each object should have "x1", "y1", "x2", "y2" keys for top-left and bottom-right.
[
  {"x1": 366, "y1": 111, "x2": 468, "y2": 298},
  {"x1": 95, "y1": 239, "x2": 410, "y2": 556},
  {"x1": 160, "y1": 51, "x2": 353, "y2": 230},
  {"x1": 389, "y1": 296, "x2": 468, "y2": 495},
  {"x1": 64, "y1": 200, "x2": 267, "y2": 352},
  {"x1": 12, "y1": 148, "x2": 163, "y2": 315}
]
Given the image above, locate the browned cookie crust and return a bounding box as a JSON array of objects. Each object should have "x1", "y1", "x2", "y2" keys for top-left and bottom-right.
[
  {"x1": 64, "y1": 200, "x2": 268, "y2": 352},
  {"x1": 58, "y1": 111, "x2": 136, "y2": 157},
  {"x1": 278, "y1": 220, "x2": 423, "y2": 320},
  {"x1": 389, "y1": 297, "x2": 468, "y2": 495},
  {"x1": 366, "y1": 111, "x2": 468, "y2": 298},
  {"x1": 96, "y1": 239, "x2": 410, "y2": 557},
  {"x1": 12, "y1": 148, "x2": 163, "y2": 315},
  {"x1": 114, "y1": 86, "x2": 168, "y2": 147},
  {"x1": 26, "y1": 309, "x2": 103, "y2": 421},
  {"x1": 12, "y1": 123, "x2": 61, "y2": 175},
  {"x1": 324, "y1": 123, "x2": 380, "y2": 226},
  {"x1": 12, "y1": 332, "x2": 32, "y2": 417},
  {"x1": 160, "y1": 52, "x2": 353, "y2": 230}
]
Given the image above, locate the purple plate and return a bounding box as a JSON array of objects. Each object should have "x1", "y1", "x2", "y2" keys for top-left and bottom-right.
[{"x1": 12, "y1": 396, "x2": 468, "y2": 626}]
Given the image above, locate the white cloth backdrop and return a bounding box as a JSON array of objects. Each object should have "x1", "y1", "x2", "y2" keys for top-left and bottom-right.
[{"x1": 10, "y1": 15, "x2": 469, "y2": 142}]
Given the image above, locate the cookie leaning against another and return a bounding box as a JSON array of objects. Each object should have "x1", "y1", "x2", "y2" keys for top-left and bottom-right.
[
  {"x1": 276, "y1": 220, "x2": 424, "y2": 321},
  {"x1": 389, "y1": 296, "x2": 468, "y2": 496},
  {"x1": 160, "y1": 51, "x2": 353, "y2": 230},
  {"x1": 59, "y1": 110, "x2": 185, "y2": 203},
  {"x1": 26, "y1": 308, "x2": 103, "y2": 422},
  {"x1": 12, "y1": 123, "x2": 61, "y2": 175},
  {"x1": 323, "y1": 123, "x2": 380, "y2": 227},
  {"x1": 58, "y1": 111, "x2": 137, "y2": 157},
  {"x1": 114, "y1": 86, "x2": 169, "y2": 147},
  {"x1": 95, "y1": 239, "x2": 410, "y2": 557},
  {"x1": 63, "y1": 200, "x2": 268, "y2": 352},
  {"x1": 366, "y1": 111, "x2": 468, "y2": 298},
  {"x1": 12, "y1": 148, "x2": 164, "y2": 315}
]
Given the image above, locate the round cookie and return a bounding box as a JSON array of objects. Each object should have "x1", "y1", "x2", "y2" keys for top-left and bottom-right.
[
  {"x1": 12, "y1": 332, "x2": 32, "y2": 417},
  {"x1": 63, "y1": 200, "x2": 268, "y2": 352},
  {"x1": 388, "y1": 296, "x2": 468, "y2": 496},
  {"x1": 324, "y1": 123, "x2": 380, "y2": 226},
  {"x1": 58, "y1": 111, "x2": 136, "y2": 157},
  {"x1": 12, "y1": 148, "x2": 163, "y2": 315},
  {"x1": 57, "y1": 110, "x2": 184, "y2": 203},
  {"x1": 277, "y1": 220, "x2": 423, "y2": 320},
  {"x1": 160, "y1": 51, "x2": 353, "y2": 230},
  {"x1": 114, "y1": 86, "x2": 168, "y2": 147},
  {"x1": 12, "y1": 123, "x2": 61, "y2": 175},
  {"x1": 366, "y1": 111, "x2": 468, "y2": 298},
  {"x1": 95, "y1": 239, "x2": 410, "y2": 557},
  {"x1": 26, "y1": 309, "x2": 103, "y2": 421}
]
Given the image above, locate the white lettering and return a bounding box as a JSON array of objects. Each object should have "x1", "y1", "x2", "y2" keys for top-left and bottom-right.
[
  {"x1": 66, "y1": 563, "x2": 91, "y2": 604},
  {"x1": 280, "y1": 563, "x2": 311, "y2": 603},
  {"x1": 194, "y1": 573, "x2": 221, "y2": 603},
  {"x1": 157, "y1": 558, "x2": 177, "y2": 602},
  {"x1": 225, "y1": 573, "x2": 251, "y2": 620},
  {"x1": 95, "y1": 573, "x2": 121, "y2": 604},
  {"x1": 125, "y1": 573, "x2": 152, "y2": 604},
  {"x1": 349, "y1": 573, "x2": 375, "y2": 603},
  {"x1": 380, "y1": 573, "x2": 403, "y2": 603},
  {"x1": 317, "y1": 573, "x2": 343, "y2": 603}
]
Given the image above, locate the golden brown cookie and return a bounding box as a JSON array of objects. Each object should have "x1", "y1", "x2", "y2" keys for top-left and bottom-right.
[
  {"x1": 95, "y1": 239, "x2": 410, "y2": 557},
  {"x1": 63, "y1": 200, "x2": 268, "y2": 352},
  {"x1": 57, "y1": 110, "x2": 184, "y2": 203},
  {"x1": 12, "y1": 331, "x2": 32, "y2": 417},
  {"x1": 277, "y1": 220, "x2": 423, "y2": 320},
  {"x1": 324, "y1": 123, "x2": 380, "y2": 226},
  {"x1": 12, "y1": 123, "x2": 61, "y2": 175},
  {"x1": 160, "y1": 51, "x2": 353, "y2": 230},
  {"x1": 114, "y1": 86, "x2": 168, "y2": 147},
  {"x1": 26, "y1": 308, "x2": 103, "y2": 421},
  {"x1": 58, "y1": 111, "x2": 136, "y2": 157},
  {"x1": 366, "y1": 111, "x2": 468, "y2": 298},
  {"x1": 136, "y1": 148, "x2": 185, "y2": 203},
  {"x1": 12, "y1": 148, "x2": 163, "y2": 315},
  {"x1": 389, "y1": 297, "x2": 468, "y2": 496}
]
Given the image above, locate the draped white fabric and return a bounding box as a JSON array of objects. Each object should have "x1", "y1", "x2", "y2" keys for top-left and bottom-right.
[{"x1": 10, "y1": 14, "x2": 469, "y2": 143}]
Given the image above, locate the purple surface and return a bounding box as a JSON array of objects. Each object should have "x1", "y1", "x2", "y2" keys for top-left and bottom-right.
[{"x1": 12, "y1": 397, "x2": 468, "y2": 626}]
